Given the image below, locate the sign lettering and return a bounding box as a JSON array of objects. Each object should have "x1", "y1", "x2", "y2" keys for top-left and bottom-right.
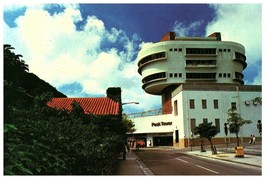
[{"x1": 151, "y1": 121, "x2": 172, "y2": 127}]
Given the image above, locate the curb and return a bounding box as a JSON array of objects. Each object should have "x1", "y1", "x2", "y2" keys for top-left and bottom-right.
[
  {"x1": 133, "y1": 151, "x2": 154, "y2": 175},
  {"x1": 190, "y1": 153, "x2": 262, "y2": 168}
]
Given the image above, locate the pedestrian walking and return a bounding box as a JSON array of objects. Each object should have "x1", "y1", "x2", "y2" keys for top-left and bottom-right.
[
  {"x1": 252, "y1": 135, "x2": 256, "y2": 144},
  {"x1": 249, "y1": 134, "x2": 253, "y2": 144}
]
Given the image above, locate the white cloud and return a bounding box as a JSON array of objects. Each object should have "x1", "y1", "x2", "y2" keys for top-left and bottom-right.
[
  {"x1": 3, "y1": 4, "x2": 161, "y2": 113},
  {"x1": 172, "y1": 20, "x2": 204, "y2": 37},
  {"x1": 206, "y1": 4, "x2": 262, "y2": 85}
]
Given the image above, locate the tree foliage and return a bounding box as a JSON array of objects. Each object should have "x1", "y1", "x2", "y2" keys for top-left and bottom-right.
[
  {"x1": 227, "y1": 109, "x2": 252, "y2": 146},
  {"x1": 122, "y1": 113, "x2": 136, "y2": 134},
  {"x1": 194, "y1": 122, "x2": 219, "y2": 154}
]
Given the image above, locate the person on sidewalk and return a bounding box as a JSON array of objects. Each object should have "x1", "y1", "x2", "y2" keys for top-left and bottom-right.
[
  {"x1": 252, "y1": 135, "x2": 256, "y2": 144},
  {"x1": 249, "y1": 134, "x2": 253, "y2": 144}
]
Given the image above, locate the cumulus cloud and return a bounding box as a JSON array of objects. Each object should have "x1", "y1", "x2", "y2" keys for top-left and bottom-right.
[
  {"x1": 3, "y1": 4, "x2": 161, "y2": 113},
  {"x1": 206, "y1": 4, "x2": 262, "y2": 85}
]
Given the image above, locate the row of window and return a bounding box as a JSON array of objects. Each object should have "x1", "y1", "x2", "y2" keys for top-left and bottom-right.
[
  {"x1": 144, "y1": 72, "x2": 240, "y2": 83},
  {"x1": 169, "y1": 73, "x2": 182, "y2": 78},
  {"x1": 189, "y1": 99, "x2": 219, "y2": 109},
  {"x1": 169, "y1": 48, "x2": 232, "y2": 54},
  {"x1": 174, "y1": 72, "x2": 232, "y2": 78},
  {"x1": 139, "y1": 50, "x2": 246, "y2": 69},
  {"x1": 186, "y1": 48, "x2": 216, "y2": 55},
  {"x1": 218, "y1": 49, "x2": 231, "y2": 52},
  {"x1": 181, "y1": 102, "x2": 238, "y2": 133},
  {"x1": 186, "y1": 60, "x2": 217, "y2": 66},
  {"x1": 169, "y1": 48, "x2": 183, "y2": 52},
  {"x1": 173, "y1": 99, "x2": 220, "y2": 116},
  {"x1": 186, "y1": 73, "x2": 216, "y2": 79},
  {"x1": 219, "y1": 73, "x2": 231, "y2": 78}
]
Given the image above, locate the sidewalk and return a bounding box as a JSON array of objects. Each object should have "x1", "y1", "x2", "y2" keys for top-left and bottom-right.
[
  {"x1": 114, "y1": 143, "x2": 262, "y2": 175},
  {"x1": 187, "y1": 147, "x2": 261, "y2": 167},
  {"x1": 186, "y1": 143, "x2": 261, "y2": 167},
  {"x1": 113, "y1": 150, "x2": 152, "y2": 175}
]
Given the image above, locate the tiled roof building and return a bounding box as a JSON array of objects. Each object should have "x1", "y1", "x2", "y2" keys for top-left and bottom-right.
[{"x1": 47, "y1": 87, "x2": 121, "y2": 116}]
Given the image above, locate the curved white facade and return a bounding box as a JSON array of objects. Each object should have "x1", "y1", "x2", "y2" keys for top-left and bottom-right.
[{"x1": 137, "y1": 32, "x2": 247, "y2": 95}]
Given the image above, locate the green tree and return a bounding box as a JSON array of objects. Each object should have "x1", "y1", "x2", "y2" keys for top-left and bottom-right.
[
  {"x1": 227, "y1": 109, "x2": 252, "y2": 146},
  {"x1": 194, "y1": 122, "x2": 219, "y2": 154},
  {"x1": 122, "y1": 113, "x2": 136, "y2": 134},
  {"x1": 4, "y1": 44, "x2": 29, "y2": 83},
  {"x1": 4, "y1": 44, "x2": 125, "y2": 175}
]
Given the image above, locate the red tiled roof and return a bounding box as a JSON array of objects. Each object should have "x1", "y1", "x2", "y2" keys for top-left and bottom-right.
[{"x1": 47, "y1": 97, "x2": 120, "y2": 115}]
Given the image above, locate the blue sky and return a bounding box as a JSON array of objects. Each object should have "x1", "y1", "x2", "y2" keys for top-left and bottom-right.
[{"x1": 3, "y1": 2, "x2": 262, "y2": 113}]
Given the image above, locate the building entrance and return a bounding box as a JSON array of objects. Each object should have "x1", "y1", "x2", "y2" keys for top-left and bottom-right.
[{"x1": 153, "y1": 136, "x2": 173, "y2": 146}]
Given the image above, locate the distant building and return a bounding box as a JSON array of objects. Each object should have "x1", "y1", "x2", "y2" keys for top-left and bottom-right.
[
  {"x1": 131, "y1": 32, "x2": 261, "y2": 148},
  {"x1": 47, "y1": 87, "x2": 121, "y2": 117}
]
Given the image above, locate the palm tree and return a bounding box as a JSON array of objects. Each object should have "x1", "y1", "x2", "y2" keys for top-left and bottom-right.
[{"x1": 227, "y1": 108, "x2": 252, "y2": 146}]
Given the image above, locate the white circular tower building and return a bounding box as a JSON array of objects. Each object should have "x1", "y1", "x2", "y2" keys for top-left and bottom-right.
[{"x1": 137, "y1": 32, "x2": 247, "y2": 114}]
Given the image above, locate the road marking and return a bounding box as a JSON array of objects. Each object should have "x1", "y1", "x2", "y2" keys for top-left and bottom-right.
[
  {"x1": 196, "y1": 165, "x2": 219, "y2": 174},
  {"x1": 176, "y1": 158, "x2": 188, "y2": 163}
]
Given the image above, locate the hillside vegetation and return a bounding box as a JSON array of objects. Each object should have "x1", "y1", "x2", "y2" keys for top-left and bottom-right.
[{"x1": 4, "y1": 44, "x2": 126, "y2": 175}]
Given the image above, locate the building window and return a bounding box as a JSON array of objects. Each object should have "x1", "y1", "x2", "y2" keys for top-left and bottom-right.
[
  {"x1": 203, "y1": 118, "x2": 208, "y2": 124},
  {"x1": 179, "y1": 73, "x2": 182, "y2": 77},
  {"x1": 228, "y1": 73, "x2": 231, "y2": 77},
  {"x1": 215, "y1": 118, "x2": 220, "y2": 132},
  {"x1": 169, "y1": 73, "x2": 173, "y2": 78},
  {"x1": 138, "y1": 51, "x2": 166, "y2": 67},
  {"x1": 174, "y1": 73, "x2": 178, "y2": 77},
  {"x1": 179, "y1": 48, "x2": 182, "y2": 52},
  {"x1": 190, "y1": 118, "x2": 196, "y2": 132},
  {"x1": 223, "y1": 73, "x2": 227, "y2": 77},
  {"x1": 170, "y1": 49, "x2": 173, "y2": 52},
  {"x1": 190, "y1": 99, "x2": 195, "y2": 109},
  {"x1": 235, "y1": 52, "x2": 246, "y2": 61},
  {"x1": 202, "y1": 99, "x2": 207, "y2": 109},
  {"x1": 214, "y1": 99, "x2": 218, "y2": 109},
  {"x1": 174, "y1": 100, "x2": 178, "y2": 116},
  {"x1": 142, "y1": 72, "x2": 166, "y2": 84},
  {"x1": 186, "y1": 73, "x2": 216, "y2": 79},
  {"x1": 219, "y1": 73, "x2": 222, "y2": 77},
  {"x1": 186, "y1": 60, "x2": 216, "y2": 66},
  {"x1": 174, "y1": 48, "x2": 178, "y2": 51},
  {"x1": 186, "y1": 48, "x2": 216, "y2": 55},
  {"x1": 231, "y1": 102, "x2": 237, "y2": 111},
  {"x1": 235, "y1": 72, "x2": 243, "y2": 80}
]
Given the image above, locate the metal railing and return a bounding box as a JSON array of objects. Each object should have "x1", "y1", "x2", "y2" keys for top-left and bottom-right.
[{"x1": 126, "y1": 108, "x2": 162, "y2": 118}]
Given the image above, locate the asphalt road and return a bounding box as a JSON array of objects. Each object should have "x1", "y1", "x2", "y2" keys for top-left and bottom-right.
[{"x1": 135, "y1": 149, "x2": 261, "y2": 175}]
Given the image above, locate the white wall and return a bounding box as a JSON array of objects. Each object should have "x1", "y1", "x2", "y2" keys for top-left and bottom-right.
[
  {"x1": 129, "y1": 86, "x2": 261, "y2": 147},
  {"x1": 131, "y1": 114, "x2": 173, "y2": 134},
  {"x1": 171, "y1": 89, "x2": 262, "y2": 139}
]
